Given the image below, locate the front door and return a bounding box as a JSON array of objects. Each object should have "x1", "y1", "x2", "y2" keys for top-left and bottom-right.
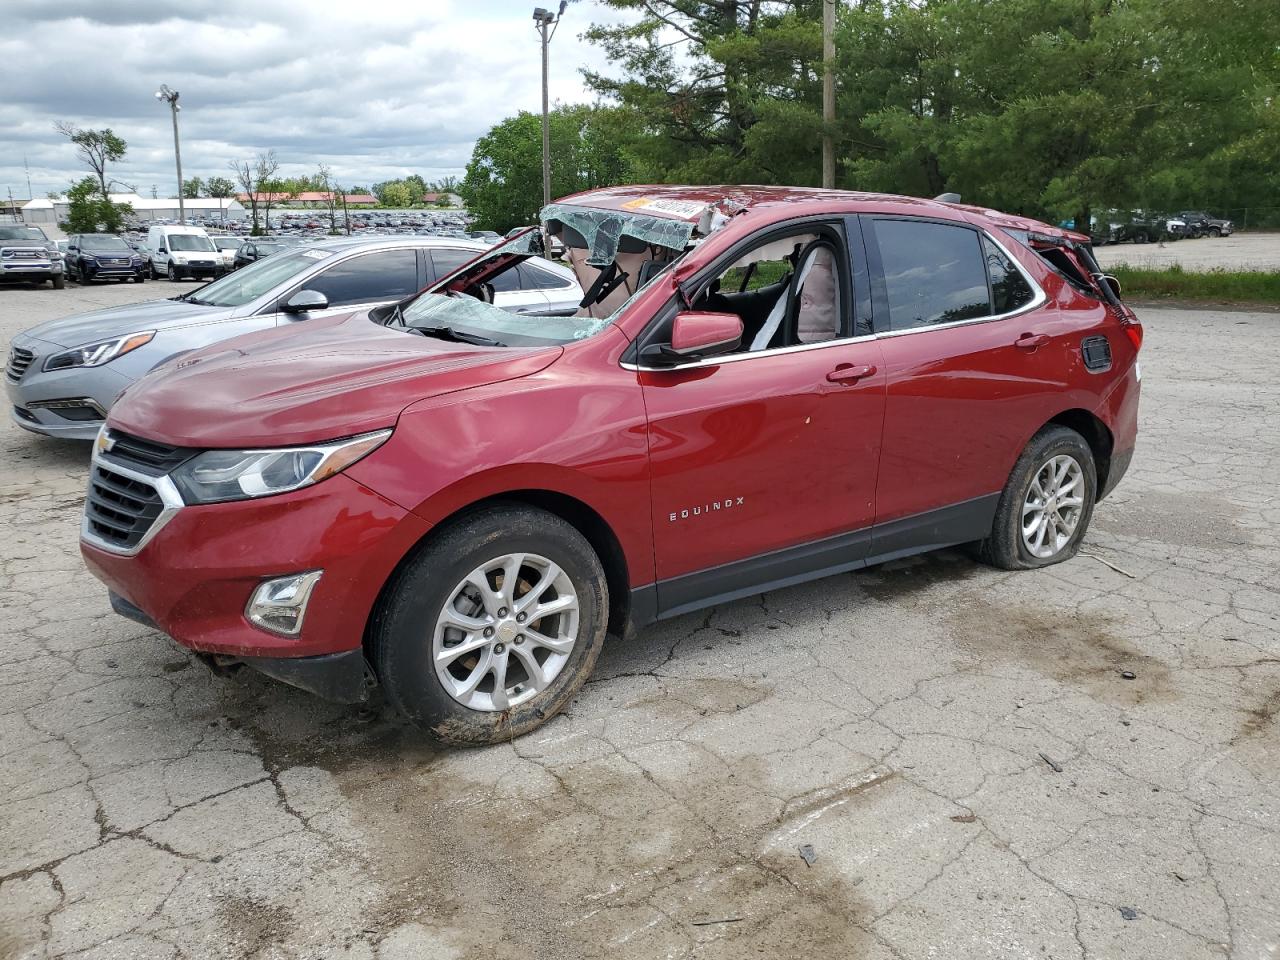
[{"x1": 639, "y1": 220, "x2": 886, "y2": 616}]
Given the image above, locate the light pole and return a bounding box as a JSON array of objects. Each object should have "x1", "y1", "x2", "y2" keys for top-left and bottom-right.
[
  {"x1": 154, "y1": 84, "x2": 184, "y2": 224},
  {"x1": 533, "y1": 2, "x2": 566, "y2": 209},
  {"x1": 822, "y1": 0, "x2": 835, "y2": 188}
]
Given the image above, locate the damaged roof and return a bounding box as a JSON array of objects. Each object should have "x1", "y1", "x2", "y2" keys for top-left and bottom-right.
[{"x1": 555, "y1": 184, "x2": 1088, "y2": 245}]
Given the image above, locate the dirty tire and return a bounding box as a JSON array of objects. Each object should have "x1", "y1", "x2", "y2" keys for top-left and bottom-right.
[
  {"x1": 371, "y1": 503, "x2": 608, "y2": 745},
  {"x1": 52, "y1": 274, "x2": 65, "y2": 289},
  {"x1": 167, "y1": 263, "x2": 178, "y2": 281},
  {"x1": 976, "y1": 425, "x2": 1097, "y2": 570}
]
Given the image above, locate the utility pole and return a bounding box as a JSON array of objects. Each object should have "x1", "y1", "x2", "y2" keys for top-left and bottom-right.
[
  {"x1": 533, "y1": 2, "x2": 567, "y2": 209},
  {"x1": 822, "y1": 0, "x2": 836, "y2": 189},
  {"x1": 154, "y1": 84, "x2": 185, "y2": 224}
]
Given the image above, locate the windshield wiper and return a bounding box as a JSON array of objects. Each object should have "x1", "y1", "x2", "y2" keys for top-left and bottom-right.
[{"x1": 410, "y1": 325, "x2": 505, "y2": 347}]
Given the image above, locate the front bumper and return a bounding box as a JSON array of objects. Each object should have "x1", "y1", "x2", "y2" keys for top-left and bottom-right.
[
  {"x1": 81, "y1": 261, "x2": 145, "y2": 281},
  {"x1": 0, "y1": 260, "x2": 61, "y2": 281},
  {"x1": 169, "y1": 260, "x2": 221, "y2": 279},
  {"x1": 81, "y1": 470, "x2": 432, "y2": 661},
  {"x1": 6, "y1": 338, "x2": 132, "y2": 439},
  {"x1": 110, "y1": 592, "x2": 372, "y2": 702}
]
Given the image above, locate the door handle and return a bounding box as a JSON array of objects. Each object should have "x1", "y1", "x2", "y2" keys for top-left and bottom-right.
[
  {"x1": 1015, "y1": 333, "x2": 1049, "y2": 350},
  {"x1": 826, "y1": 363, "x2": 878, "y2": 384}
]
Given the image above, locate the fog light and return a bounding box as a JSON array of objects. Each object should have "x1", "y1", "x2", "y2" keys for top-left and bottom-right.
[{"x1": 245, "y1": 571, "x2": 323, "y2": 637}]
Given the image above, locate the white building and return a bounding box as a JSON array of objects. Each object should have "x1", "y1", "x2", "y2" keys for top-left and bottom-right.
[{"x1": 22, "y1": 193, "x2": 246, "y2": 228}]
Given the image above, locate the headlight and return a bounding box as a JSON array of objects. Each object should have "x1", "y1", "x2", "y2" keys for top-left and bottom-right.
[
  {"x1": 44, "y1": 331, "x2": 156, "y2": 371},
  {"x1": 170, "y1": 430, "x2": 391, "y2": 505},
  {"x1": 172, "y1": 254, "x2": 187, "y2": 263}
]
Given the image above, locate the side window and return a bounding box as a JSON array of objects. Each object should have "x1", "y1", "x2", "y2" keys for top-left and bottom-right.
[
  {"x1": 872, "y1": 219, "x2": 990, "y2": 331},
  {"x1": 487, "y1": 265, "x2": 521, "y2": 292},
  {"x1": 518, "y1": 263, "x2": 573, "y2": 290},
  {"x1": 983, "y1": 236, "x2": 1035, "y2": 314},
  {"x1": 428, "y1": 248, "x2": 478, "y2": 282},
  {"x1": 691, "y1": 229, "x2": 847, "y2": 353},
  {"x1": 303, "y1": 250, "x2": 419, "y2": 307}
]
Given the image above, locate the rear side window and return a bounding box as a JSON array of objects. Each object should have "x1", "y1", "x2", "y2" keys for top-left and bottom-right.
[
  {"x1": 303, "y1": 250, "x2": 419, "y2": 307},
  {"x1": 519, "y1": 263, "x2": 573, "y2": 290},
  {"x1": 872, "y1": 220, "x2": 990, "y2": 331},
  {"x1": 982, "y1": 236, "x2": 1035, "y2": 313}
]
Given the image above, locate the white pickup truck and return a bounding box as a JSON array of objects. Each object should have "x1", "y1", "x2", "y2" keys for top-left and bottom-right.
[{"x1": 0, "y1": 224, "x2": 65, "y2": 289}]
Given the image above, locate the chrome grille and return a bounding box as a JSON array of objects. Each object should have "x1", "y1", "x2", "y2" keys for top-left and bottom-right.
[
  {"x1": 6, "y1": 346, "x2": 34, "y2": 382},
  {"x1": 102, "y1": 430, "x2": 195, "y2": 473},
  {"x1": 85, "y1": 464, "x2": 165, "y2": 549}
]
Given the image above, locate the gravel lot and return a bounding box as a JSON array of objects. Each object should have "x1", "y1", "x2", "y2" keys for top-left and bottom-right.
[
  {"x1": 1, "y1": 280, "x2": 1278, "y2": 960},
  {"x1": 1095, "y1": 232, "x2": 1280, "y2": 272}
]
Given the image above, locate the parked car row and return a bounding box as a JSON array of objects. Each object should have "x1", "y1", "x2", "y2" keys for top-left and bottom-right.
[
  {"x1": 1084, "y1": 209, "x2": 1235, "y2": 245},
  {"x1": 9, "y1": 186, "x2": 1143, "y2": 746}
]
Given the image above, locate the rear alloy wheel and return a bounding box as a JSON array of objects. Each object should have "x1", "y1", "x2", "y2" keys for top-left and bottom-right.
[
  {"x1": 372, "y1": 504, "x2": 608, "y2": 744},
  {"x1": 976, "y1": 425, "x2": 1097, "y2": 570}
]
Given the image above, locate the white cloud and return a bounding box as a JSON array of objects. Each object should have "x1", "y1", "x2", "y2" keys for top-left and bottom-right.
[{"x1": 0, "y1": 0, "x2": 630, "y2": 199}]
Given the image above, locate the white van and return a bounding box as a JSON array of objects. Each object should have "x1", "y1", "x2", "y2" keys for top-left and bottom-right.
[{"x1": 145, "y1": 225, "x2": 222, "y2": 281}]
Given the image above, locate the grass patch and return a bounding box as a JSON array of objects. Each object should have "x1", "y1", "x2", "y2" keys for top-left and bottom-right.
[{"x1": 1110, "y1": 264, "x2": 1280, "y2": 304}]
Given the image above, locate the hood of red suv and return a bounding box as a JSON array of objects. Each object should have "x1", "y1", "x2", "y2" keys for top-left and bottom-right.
[{"x1": 106, "y1": 312, "x2": 562, "y2": 448}]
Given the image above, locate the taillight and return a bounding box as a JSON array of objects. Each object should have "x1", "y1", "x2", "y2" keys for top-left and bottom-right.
[{"x1": 1123, "y1": 321, "x2": 1143, "y2": 352}]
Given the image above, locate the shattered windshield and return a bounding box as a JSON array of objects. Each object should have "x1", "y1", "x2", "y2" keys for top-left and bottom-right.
[
  {"x1": 542, "y1": 203, "x2": 696, "y2": 265},
  {"x1": 401, "y1": 294, "x2": 611, "y2": 347}
]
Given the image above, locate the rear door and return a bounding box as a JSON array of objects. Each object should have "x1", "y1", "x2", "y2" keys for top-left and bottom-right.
[{"x1": 863, "y1": 216, "x2": 1069, "y2": 554}]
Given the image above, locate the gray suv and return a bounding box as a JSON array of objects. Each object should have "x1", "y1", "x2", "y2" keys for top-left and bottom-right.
[
  {"x1": 6, "y1": 235, "x2": 581, "y2": 439},
  {"x1": 0, "y1": 224, "x2": 65, "y2": 289}
]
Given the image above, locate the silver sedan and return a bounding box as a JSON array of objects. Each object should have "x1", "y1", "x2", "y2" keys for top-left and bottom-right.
[{"x1": 5, "y1": 235, "x2": 582, "y2": 439}]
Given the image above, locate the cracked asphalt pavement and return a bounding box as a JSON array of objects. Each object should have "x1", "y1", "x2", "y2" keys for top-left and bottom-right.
[{"x1": 2, "y1": 281, "x2": 1277, "y2": 959}]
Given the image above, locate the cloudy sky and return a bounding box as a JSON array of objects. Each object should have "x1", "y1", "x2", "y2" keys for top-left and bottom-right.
[{"x1": 0, "y1": 0, "x2": 629, "y2": 201}]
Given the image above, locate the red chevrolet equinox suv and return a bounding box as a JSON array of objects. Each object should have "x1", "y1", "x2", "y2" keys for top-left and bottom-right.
[{"x1": 81, "y1": 186, "x2": 1142, "y2": 744}]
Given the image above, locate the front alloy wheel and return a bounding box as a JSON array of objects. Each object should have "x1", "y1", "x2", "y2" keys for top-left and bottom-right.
[
  {"x1": 372, "y1": 504, "x2": 608, "y2": 744},
  {"x1": 433, "y1": 553, "x2": 579, "y2": 711}
]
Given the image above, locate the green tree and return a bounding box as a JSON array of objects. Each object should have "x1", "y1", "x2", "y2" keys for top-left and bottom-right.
[
  {"x1": 460, "y1": 104, "x2": 641, "y2": 232},
  {"x1": 582, "y1": 0, "x2": 1279, "y2": 226},
  {"x1": 583, "y1": 1, "x2": 826, "y2": 184},
  {"x1": 53, "y1": 123, "x2": 127, "y2": 197},
  {"x1": 65, "y1": 176, "x2": 132, "y2": 233},
  {"x1": 376, "y1": 181, "x2": 415, "y2": 208},
  {"x1": 205, "y1": 176, "x2": 236, "y2": 199},
  {"x1": 182, "y1": 176, "x2": 204, "y2": 198}
]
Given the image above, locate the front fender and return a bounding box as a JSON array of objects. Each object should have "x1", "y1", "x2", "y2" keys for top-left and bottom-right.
[{"x1": 345, "y1": 328, "x2": 655, "y2": 586}]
